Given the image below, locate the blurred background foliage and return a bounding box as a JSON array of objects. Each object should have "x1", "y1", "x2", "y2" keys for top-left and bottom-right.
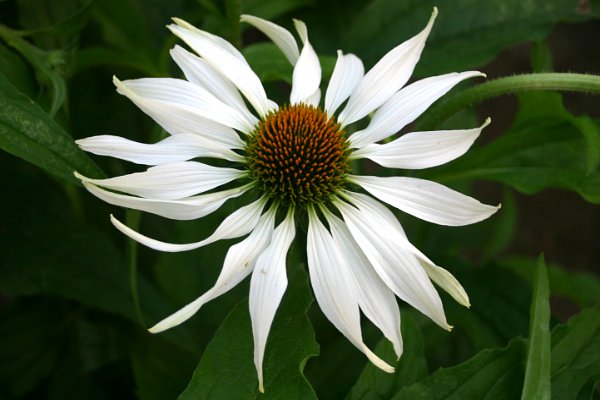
[{"x1": 0, "y1": 0, "x2": 599, "y2": 398}]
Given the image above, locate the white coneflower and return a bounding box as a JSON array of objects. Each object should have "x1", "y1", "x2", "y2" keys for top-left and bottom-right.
[{"x1": 75, "y1": 8, "x2": 498, "y2": 392}]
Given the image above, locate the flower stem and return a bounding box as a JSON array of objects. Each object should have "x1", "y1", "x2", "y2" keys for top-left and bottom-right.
[
  {"x1": 416, "y1": 73, "x2": 600, "y2": 131},
  {"x1": 126, "y1": 209, "x2": 145, "y2": 327}
]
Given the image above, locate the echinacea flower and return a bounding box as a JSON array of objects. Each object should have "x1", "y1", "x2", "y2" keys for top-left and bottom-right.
[{"x1": 75, "y1": 8, "x2": 499, "y2": 392}]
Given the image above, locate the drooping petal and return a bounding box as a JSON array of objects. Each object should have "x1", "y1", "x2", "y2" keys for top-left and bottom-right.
[
  {"x1": 341, "y1": 192, "x2": 471, "y2": 309},
  {"x1": 350, "y1": 175, "x2": 500, "y2": 226},
  {"x1": 352, "y1": 118, "x2": 490, "y2": 169},
  {"x1": 115, "y1": 77, "x2": 258, "y2": 135},
  {"x1": 109, "y1": 197, "x2": 267, "y2": 252},
  {"x1": 293, "y1": 19, "x2": 308, "y2": 43},
  {"x1": 170, "y1": 45, "x2": 252, "y2": 119},
  {"x1": 324, "y1": 51, "x2": 364, "y2": 116},
  {"x1": 148, "y1": 206, "x2": 278, "y2": 333},
  {"x1": 349, "y1": 71, "x2": 485, "y2": 148},
  {"x1": 240, "y1": 15, "x2": 299, "y2": 65},
  {"x1": 419, "y1": 261, "x2": 470, "y2": 307},
  {"x1": 81, "y1": 181, "x2": 249, "y2": 220},
  {"x1": 169, "y1": 19, "x2": 276, "y2": 118},
  {"x1": 76, "y1": 133, "x2": 243, "y2": 165},
  {"x1": 249, "y1": 209, "x2": 296, "y2": 393},
  {"x1": 290, "y1": 22, "x2": 321, "y2": 105},
  {"x1": 337, "y1": 8, "x2": 438, "y2": 127},
  {"x1": 75, "y1": 162, "x2": 244, "y2": 200},
  {"x1": 322, "y1": 210, "x2": 403, "y2": 359},
  {"x1": 334, "y1": 195, "x2": 450, "y2": 329}
]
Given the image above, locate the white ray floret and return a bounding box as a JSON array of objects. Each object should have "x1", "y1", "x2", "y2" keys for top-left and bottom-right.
[
  {"x1": 352, "y1": 119, "x2": 490, "y2": 169},
  {"x1": 169, "y1": 18, "x2": 276, "y2": 118},
  {"x1": 249, "y1": 209, "x2": 296, "y2": 393},
  {"x1": 323, "y1": 210, "x2": 403, "y2": 358},
  {"x1": 307, "y1": 209, "x2": 395, "y2": 371},
  {"x1": 240, "y1": 15, "x2": 300, "y2": 65},
  {"x1": 76, "y1": 133, "x2": 243, "y2": 165},
  {"x1": 337, "y1": 7, "x2": 438, "y2": 127},
  {"x1": 81, "y1": 182, "x2": 249, "y2": 221},
  {"x1": 170, "y1": 45, "x2": 252, "y2": 118},
  {"x1": 110, "y1": 197, "x2": 267, "y2": 252},
  {"x1": 149, "y1": 206, "x2": 278, "y2": 333},
  {"x1": 75, "y1": 162, "x2": 244, "y2": 200},
  {"x1": 349, "y1": 71, "x2": 486, "y2": 148},
  {"x1": 350, "y1": 175, "x2": 500, "y2": 226}
]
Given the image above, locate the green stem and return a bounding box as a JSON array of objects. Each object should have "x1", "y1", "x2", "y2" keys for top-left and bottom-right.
[
  {"x1": 416, "y1": 73, "x2": 600, "y2": 131},
  {"x1": 126, "y1": 209, "x2": 145, "y2": 327}
]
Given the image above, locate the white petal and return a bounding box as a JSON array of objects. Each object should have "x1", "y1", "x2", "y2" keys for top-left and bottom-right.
[
  {"x1": 351, "y1": 175, "x2": 500, "y2": 226},
  {"x1": 419, "y1": 261, "x2": 470, "y2": 307},
  {"x1": 349, "y1": 71, "x2": 485, "y2": 148},
  {"x1": 324, "y1": 51, "x2": 364, "y2": 116},
  {"x1": 115, "y1": 77, "x2": 257, "y2": 135},
  {"x1": 240, "y1": 15, "x2": 299, "y2": 65},
  {"x1": 352, "y1": 118, "x2": 490, "y2": 169},
  {"x1": 113, "y1": 79, "x2": 242, "y2": 149},
  {"x1": 81, "y1": 181, "x2": 248, "y2": 220},
  {"x1": 337, "y1": 8, "x2": 438, "y2": 127},
  {"x1": 170, "y1": 45, "x2": 253, "y2": 120},
  {"x1": 290, "y1": 30, "x2": 321, "y2": 105},
  {"x1": 76, "y1": 162, "x2": 244, "y2": 200},
  {"x1": 148, "y1": 207, "x2": 278, "y2": 333},
  {"x1": 293, "y1": 19, "x2": 308, "y2": 44},
  {"x1": 249, "y1": 209, "x2": 296, "y2": 393},
  {"x1": 169, "y1": 19, "x2": 276, "y2": 118},
  {"x1": 322, "y1": 210, "x2": 403, "y2": 359},
  {"x1": 76, "y1": 133, "x2": 243, "y2": 165},
  {"x1": 110, "y1": 197, "x2": 267, "y2": 252},
  {"x1": 304, "y1": 88, "x2": 321, "y2": 107},
  {"x1": 334, "y1": 195, "x2": 450, "y2": 329}
]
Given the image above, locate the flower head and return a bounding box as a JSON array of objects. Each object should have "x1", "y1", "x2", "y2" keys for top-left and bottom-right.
[{"x1": 75, "y1": 7, "x2": 499, "y2": 392}]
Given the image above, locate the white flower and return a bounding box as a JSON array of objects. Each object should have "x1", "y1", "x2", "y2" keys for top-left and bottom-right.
[{"x1": 75, "y1": 8, "x2": 499, "y2": 392}]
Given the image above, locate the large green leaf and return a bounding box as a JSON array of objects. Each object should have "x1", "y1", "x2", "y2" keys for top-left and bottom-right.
[
  {"x1": 391, "y1": 339, "x2": 527, "y2": 400},
  {"x1": 420, "y1": 93, "x2": 600, "y2": 203},
  {"x1": 551, "y1": 304, "x2": 600, "y2": 400},
  {"x1": 178, "y1": 263, "x2": 319, "y2": 399},
  {"x1": 341, "y1": 0, "x2": 597, "y2": 74},
  {"x1": 521, "y1": 255, "x2": 551, "y2": 400},
  {"x1": 0, "y1": 71, "x2": 103, "y2": 183},
  {"x1": 347, "y1": 313, "x2": 427, "y2": 400}
]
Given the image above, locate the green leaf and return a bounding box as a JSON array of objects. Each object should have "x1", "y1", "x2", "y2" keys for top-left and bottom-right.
[
  {"x1": 243, "y1": 42, "x2": 294, "y2": 84},
  {"x1": 0, "y1": 70, "x2": 103, "y2": 183},
  {"x1": 342, "y1": 0, "x2": 596, "y2": 75},
  {"x1": 419, "y1": 93, "x2": 600, "y2": 203},
  {"x1": 347, "y1": 313, "x2": 427, "y2": 400},
  {"x1": 0, "y1": 159, "x2": 196, "y2": 352},
  {"x1": 521, "y1": 255, "x2": 551, "y2": 400},
  {"x1": 551, "y1": 304, "x2": 600, "y2": 400},
  {"x1": 391, "y1": 338, "x2": 527, "y2": 400},
  {"x1": 499, "y1": 257, "x2": 600, "y2": 308},
  {"x1": 178, "y1": 264, "x2": 319, "y2": 399},
  {"x1": 0, "y1": 24, "x2": 67, "y2": 115}
]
